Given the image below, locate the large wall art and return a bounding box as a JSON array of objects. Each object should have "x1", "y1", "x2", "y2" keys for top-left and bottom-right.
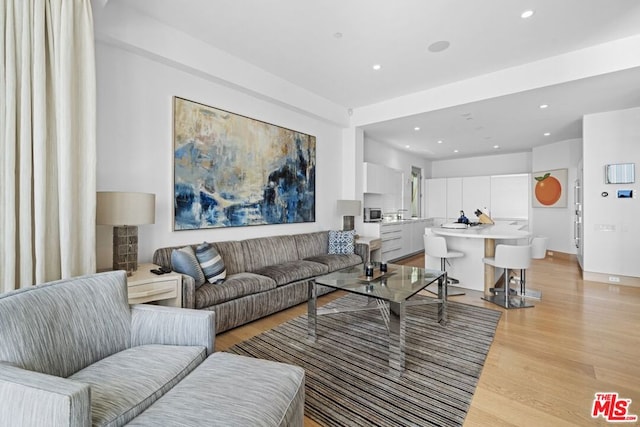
[{"x1": 173, "y1": 97, "x2": 316, "y2": 230}]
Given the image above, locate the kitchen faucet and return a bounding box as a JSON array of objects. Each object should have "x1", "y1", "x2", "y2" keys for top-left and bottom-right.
[{"x1": 396, "y1": 209, "x2": 408, "y2": 220}]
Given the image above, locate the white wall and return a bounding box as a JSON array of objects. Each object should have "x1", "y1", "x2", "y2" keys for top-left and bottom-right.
[
  {"x1": 583, "y1": 107, "x2": 640, "y2": 278},
  {"x1": 363, "y1": 137, "x2": 432, "y2": 215},
  {"x1": 431, "y1": 152, "x2": 531, "y2": 178},
  {"x1": 531, "y1": 139, "x2": 583, "y2": 254},
  {"x1": 95, "y1": 43, "x2": 346, "y2": 269}
]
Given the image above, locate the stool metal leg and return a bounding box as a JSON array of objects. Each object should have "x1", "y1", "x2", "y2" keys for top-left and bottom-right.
[
  {"x1": 426, "y1": 257, "x2": 465, "y2": 296},
  {"x1": 482, "y1": 267, "x2": 535, "y2": 309},
  {"x1": 518, "y1": 268, "x2": 542, "y2": 299}
]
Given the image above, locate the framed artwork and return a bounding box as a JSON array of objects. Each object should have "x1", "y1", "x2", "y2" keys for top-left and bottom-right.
[
  {"x1": 532, "y1": 168, "x2": 568, "y2": 208},
  {"x1": 173, "y1": 97, "x2": 316, "y2": 230}
]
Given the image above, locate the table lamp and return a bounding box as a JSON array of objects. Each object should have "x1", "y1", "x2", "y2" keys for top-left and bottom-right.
[
  {"x1": 97, "y1": 191, "x2": 156, "y2": 275},
  {"x1": 336, "y1": 199, "x2": 361, "y2": 231}
]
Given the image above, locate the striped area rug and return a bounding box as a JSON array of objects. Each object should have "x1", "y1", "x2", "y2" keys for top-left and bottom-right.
[{"x1": 227, "y1": 294, "x2": 501, "y2": 427}]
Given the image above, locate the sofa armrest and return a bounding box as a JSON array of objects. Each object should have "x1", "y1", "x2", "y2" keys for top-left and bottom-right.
[
  {"x1": 355, "y1": 242, "x2": 369, "y2": 264},
  {"x1": 0, "y1": 362, "x2": 90, "y2": 427},
  {"x1": 180, "y1": 273, "x2": 196, "y2": 309},
  {"x1": 130, "y1": 304, "x2": 215, "y2": 355}
]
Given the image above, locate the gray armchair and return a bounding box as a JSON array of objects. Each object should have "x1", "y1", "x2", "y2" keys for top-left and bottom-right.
[{"x1": 0, "y1": 271, "x2": 215, "y2": 427}]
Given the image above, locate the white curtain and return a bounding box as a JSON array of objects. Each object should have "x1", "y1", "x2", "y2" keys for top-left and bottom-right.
[{"x1": 1, "y1": 0, "x2": 96, "y2": 292}]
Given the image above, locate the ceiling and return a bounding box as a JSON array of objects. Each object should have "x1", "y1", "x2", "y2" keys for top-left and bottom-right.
[{"x1": 116, "y1": 0, "x2": 640, "y2": 160}]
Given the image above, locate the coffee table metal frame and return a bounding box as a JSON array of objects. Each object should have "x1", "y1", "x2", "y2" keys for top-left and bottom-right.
[{"x1": 307, "y1": 263, "x2": 447, "y2": 377}]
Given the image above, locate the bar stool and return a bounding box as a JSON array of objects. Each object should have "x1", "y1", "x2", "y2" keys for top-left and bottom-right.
[
  {"x1": 423, "y1": 234, "x2": 465, "y2": 296},
  {"x1": 481, "y1": 244, "x2": 534, "y2": 309}
]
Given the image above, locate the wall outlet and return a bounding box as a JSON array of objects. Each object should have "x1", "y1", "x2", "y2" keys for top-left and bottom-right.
[{"x1": 608, "y1": 276, "x2": 621, "y2": 283}]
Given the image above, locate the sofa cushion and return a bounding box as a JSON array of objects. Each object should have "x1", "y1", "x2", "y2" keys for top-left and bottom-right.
[
  {"x1": 196, "y1": 242, "x2": 227, "y2": 283},
  {"x1": 304, "y1": 253, "x2": 363, "y2": 272},
  {"x1": 294, "y1": 231, "x2": 329, "y2": 259},
  {"x1": 195, "y1": 273, "x2": 277, "y2": 309},
  {"x1": 241, "y1": 235, "x2": 299, "y2": 272},
  {"x1": 210, "y1": 241, "x2": 245, "y2": 275},
  {"x1": 171, "y1": 246, "x2": 206, "y2": 288},
  {"x1": 126, "y1": 353, "x2": 305, "y2": 427},
  {"x1": 328, "y1": 229, "x2": 356, "y2": 254},
  {"x1": 0, "y1": 271, "x2": 131, "y2": 378},
  {"x1": 69, "y1": 344, "x2": 206, "y2": 427},
  {"x1": 253, "y1": 260, "x2": 328, "y2": 286}
]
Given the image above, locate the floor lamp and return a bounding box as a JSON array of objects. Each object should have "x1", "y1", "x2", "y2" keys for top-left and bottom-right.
[
  {"x1": 337, "y1": 200, "x2": 361, "y2": 231},
  {"x1": 97, "y1": 192, "x2": 156, "y2": 275}
]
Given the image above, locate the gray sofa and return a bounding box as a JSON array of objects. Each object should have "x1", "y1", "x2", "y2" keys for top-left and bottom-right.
[
  {"x1": 153, "y1": 231, "x2": 367, "y2": 333},
  {"x1": 0, "y1": 271, "x2": 305, "y2": 427}
]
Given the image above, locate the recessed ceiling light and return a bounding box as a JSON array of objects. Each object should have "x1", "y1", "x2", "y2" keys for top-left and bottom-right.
[
  {"x1": 333, "y1": 32, "x2": 343, "y2": 39},
  {"x1": 453, "y1": 149, "x2": 459, "y2": 153},
  {"x1": 405, "y1": 145, "x2": 411, "y2": 148},
  {"x1": 544, "y1": 132, "x2": 551, "y2": 136},
  {"x1": 437, "y1": 140, "x2": 443, "y2": 144},
  {"x1": 372, "y1": 64, "x2": 381, "y2": 71},
  {"x1": 414, "y1": 127, "x2": 420, "y2": 131},
  {"x1": 493, "y1": 145, "x2": 500, "y2": 149},
  {"x1": 539, "y1": 104, "x2": 549, "y2": 109},
  {"x1": 521, "y1": 10, "x2": 534, "y2": 19},
  {"x1": 428, "y1": 40, "x2": 450, "y2": 53}
]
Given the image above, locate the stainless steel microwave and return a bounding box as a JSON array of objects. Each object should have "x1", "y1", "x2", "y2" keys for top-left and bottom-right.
[{"x1": 364, "y1": 207, "x2": 383, "y2": 222}]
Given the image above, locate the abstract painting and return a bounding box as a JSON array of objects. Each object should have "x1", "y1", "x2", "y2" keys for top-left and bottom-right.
[
  {"x1": 532, "y1": 168, "x2": 568, "y2": 208},
  {"x1": 173, "y1": 97, "x2": 316, "y2": 230}
]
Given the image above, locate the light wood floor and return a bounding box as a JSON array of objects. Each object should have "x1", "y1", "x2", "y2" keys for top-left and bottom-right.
[{"x1": 215, "y1": 255, "x2": 640, "y2": 426}]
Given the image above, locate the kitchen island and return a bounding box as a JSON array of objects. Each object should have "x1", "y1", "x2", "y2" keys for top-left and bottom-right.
[{"x1": 425, "y1": 222, "x2": 530, "y2": 294}]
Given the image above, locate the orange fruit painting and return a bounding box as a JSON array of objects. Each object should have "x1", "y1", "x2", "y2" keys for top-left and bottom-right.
[{"x1": 534, "y1": 173, "x2": 562, "y2": 205}]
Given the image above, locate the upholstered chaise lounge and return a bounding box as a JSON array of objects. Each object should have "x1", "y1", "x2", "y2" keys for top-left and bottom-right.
[{"x1": 0, "y1": 271, "x2": 305, "y2": 427}]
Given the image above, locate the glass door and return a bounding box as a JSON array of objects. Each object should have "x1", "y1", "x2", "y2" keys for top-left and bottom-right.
[{"x1": 411, "y1": 166, "x2": 422, "y2": 218}]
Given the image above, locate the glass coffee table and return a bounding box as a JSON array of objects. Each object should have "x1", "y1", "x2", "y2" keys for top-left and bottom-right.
[{"x1": 308, "y1": 263, "x2": 447, "y2": 377}]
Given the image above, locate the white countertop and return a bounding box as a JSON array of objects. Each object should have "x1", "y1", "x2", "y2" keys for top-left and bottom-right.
[
  {"x1": 431, "y1": 224, "x2": 530, "y2": 240},
  {"x1": 378, "y1": 217, "x2": 430, "y2": 224}
]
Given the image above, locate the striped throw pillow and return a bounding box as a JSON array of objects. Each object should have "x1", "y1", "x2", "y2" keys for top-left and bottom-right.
[
  {"x1": 195, "y1": 242, "x2": 226, "y2": 284},
  {"x1": 171, "y1": 246, "x2": 206, "y2": 288}
]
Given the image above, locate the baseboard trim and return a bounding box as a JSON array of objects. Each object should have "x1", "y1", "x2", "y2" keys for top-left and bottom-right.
[
  {"x1": 545, "y1": 250, "x2": 576, "y2": 261},
  {"x1": 582, "y1": 271, "x2": 640, "y2": 288}
]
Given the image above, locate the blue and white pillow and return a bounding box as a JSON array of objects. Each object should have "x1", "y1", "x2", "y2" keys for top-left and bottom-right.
[
  {"x1": 328, "y1": 230, "x2": 356, "y2": 254},
  {"x1": 195, "y1": 242, "x2": 227, "y2": 284},
  {"x1": 171, "y1": 246, "x2": 206, "y2": 288}
]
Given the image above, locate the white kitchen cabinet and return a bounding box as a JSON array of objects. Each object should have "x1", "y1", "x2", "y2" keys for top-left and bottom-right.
[
  {"x1": 363, "y1": 162, "x2": 384, "y2": 194},
  {"x1": 462, "y1": 176, "x2": 491, "y2": 220},
  {"x1": 446, "y1": 177, "x2": 463, "y2": 220},
  {"x1": 363, "y1": 162, "x2": 403, "y2": 198},
  {"x1": 367, "y1": 219, "x2": 427, "y2": 261},
  {"x1": 410, "y1": 219, "x2": 426, "y2": 254},
  {"x1": 380, "y1": 223, "x2": 403, "y2": 261},
  {"x1": 426, "y1": 178, "x2": 447, "y2": 218},
  {"x1": 425, "y1": 174, "x2": 529, "y2": 222},
  {"x1": 400, "y1": 223, "x2": 412, "y2": 257}
]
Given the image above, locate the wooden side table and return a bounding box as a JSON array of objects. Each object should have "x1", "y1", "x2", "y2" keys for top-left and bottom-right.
[
  {"x1": 127, "y1": 263, "x2": 182, "y2": 307},
  {"x1": 356, "y1": 236, "x2": 382, "y2": 262}
]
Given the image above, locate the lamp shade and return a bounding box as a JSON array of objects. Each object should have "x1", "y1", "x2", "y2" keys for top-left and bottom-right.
[
  {"x1": 336, "y1": 199, "x2": 361, "y2": 216},
  {"x1": 97, "y1": 192, "x2": 156, "y2": 225}
]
